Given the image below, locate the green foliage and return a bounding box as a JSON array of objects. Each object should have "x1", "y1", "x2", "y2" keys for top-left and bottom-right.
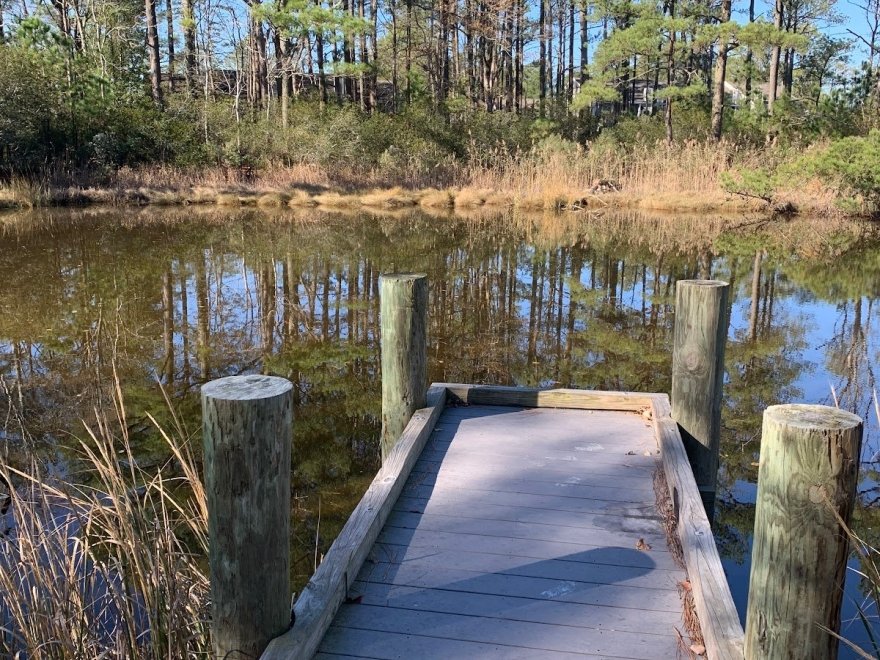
[
  {"x1": 794, "y1": 130, "x2": 880, "y2": 210},
  {"x1": 0, "y1": 44, "x2": 64, "y2": 169},
  {"x1": 721, "y1": 167, "x2": 775, "y2": 202},
  {"x1": 719, "y1": 131, "x2": 880, "y2": 213}
]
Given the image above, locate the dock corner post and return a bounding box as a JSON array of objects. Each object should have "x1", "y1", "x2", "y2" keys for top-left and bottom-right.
[
  {"x1": 671, "y1": 278, "x2": 730, "y2": 521},
  {"x1": 202, "y1": 374, "x2": 294, "y2": 659},
  {"x1": 380, "y1": 273, "x2": 428, "y2": 463},
  {"x1": 744, "y1": 404, "x2": 862, "y2": 660}
]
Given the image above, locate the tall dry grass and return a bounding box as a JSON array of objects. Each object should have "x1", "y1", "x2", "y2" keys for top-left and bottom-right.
[
  {"x1": 459, "y1": 141, "x2": 758, "y2": 198},
  {"x1": 821, "y1": 389, "x2": 880, "y2": 659},
  {"x1": 2, "y1": 138, "x2": 847, "y2": 215},
  {"x1": 0, "y1": 177, "x2": 51, "y2": 209},
  {"x1": 0, "y1": 385, "x2": 210, "y2": 658}
]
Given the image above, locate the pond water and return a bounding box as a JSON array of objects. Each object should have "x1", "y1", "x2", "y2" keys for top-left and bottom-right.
[{"x1": 1, "y1": 206, "x2": 879, "y2": 655}]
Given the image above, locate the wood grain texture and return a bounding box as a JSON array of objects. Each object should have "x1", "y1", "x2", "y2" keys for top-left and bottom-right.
[
  {"x1": 437, "y1": 383, "x2": 654, "y2": 411},
  {"x1": 318, "y1": 403, "x2": 687, "y2": 660},
  {"x1": 332, "y1": 604, "x2": 680, "y2": 658},
  {"x1": 261, "y1": 385, "x2": 446, "y2": 660},
  {"x1": 202, "y1": 375, "x2": 293, "y2": 660},
  {"x1": 670, "y1": 279, "x2": 730, "y2": 518},
  {"x1": 744, "y1": 404, "x2": 862, "y2": 660},
  {"x1": 379, "y1": 273, "x2": 428, "y2": 462},
  {"x1": 320, "y1": 626, "x2": 601, "y2": 659},
  {"x1": 652, "y1": 394, "x2": 744, "y2": 660},
  {"x1": 350, "y1": 580, "x2": 684, "y2": 634}
]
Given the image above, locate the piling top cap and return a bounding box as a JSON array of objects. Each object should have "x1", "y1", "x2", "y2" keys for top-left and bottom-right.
[
  {"x1": 677, "y1": 279, "x2": 730, "y2": 287},
  {"x1": 765, "y1": 403, "x2": 862, "y2": 430},
  {"x1": 201, "y1": 375, "x2": 293, "y2": 401}
]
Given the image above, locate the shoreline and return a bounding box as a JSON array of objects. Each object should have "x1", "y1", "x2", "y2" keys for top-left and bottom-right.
[{"x1": 0, "y1": 183, "x2": 781, "y2": 216}]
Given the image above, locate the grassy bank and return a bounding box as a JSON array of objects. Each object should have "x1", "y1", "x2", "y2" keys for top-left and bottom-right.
[
  {"x1": 0, "y1": 141, "x2": 844, "y2": 217},
  {"x1": 4, "y1": 130, "x2": 877, "y2": 218}
]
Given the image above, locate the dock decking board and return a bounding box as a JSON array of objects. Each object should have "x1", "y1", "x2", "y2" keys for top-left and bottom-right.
[
  {"x1": 319, "y1": 405, "x2": 686, "y2": 659},
  {"x1": 263, "y1": 386, "x2": 745, "y2": 660}
]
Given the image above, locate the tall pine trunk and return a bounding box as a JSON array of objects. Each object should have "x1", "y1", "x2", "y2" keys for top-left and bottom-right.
[
  {"x1": 567, "y1": 0, "x2": 575, "y2": 100},
  {"x1": 391, "y1": 0, "x2": 399, "y2": 110},
  {"x1": 280, "y1": 36, "x2": 291, "y2": 126},
  {"x1": 146, "y1": 0, "x2": 164, "y2": 107},
  {"x1": 580, "y1": 2, "x2": 588, "y2": 84},
  {"x1": 664, "y1": 0, "x2": 675, "y2": 143},
  {"x1": 767, "y1": 0, "x2": 783, "y2": 113},
  {"x1": 744, "y1": 0, "x2": 754, "y2": 101},
  {"x1": 710, "y1": 0, "x2": 731, "y2": 140},
  {"x1": 182, "y1": 0, "x2": 196, "y2": 95},
  {"x1": 369, "y1": 0, "x2": 378, "y2": 110},
  {"x1": 166, "y1": 0, "x2": 175, "y2": 91},
  {"x1": 539, "y1": 0, "x2": 546, "y2": 116}
]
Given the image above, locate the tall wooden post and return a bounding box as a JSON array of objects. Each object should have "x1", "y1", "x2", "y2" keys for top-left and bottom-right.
[
  {"x1": 671, "y1": 279, "x2": 730, "y2": 520},
  {"x1": 745, "y1": 404, "x2": 862, "y2": 660},
  {"x1": 380, "y1": 273, "x2": 428, "y2": 462},
  {"x1": 202, "y1": 375, "x2": 293, "y2": 659}
]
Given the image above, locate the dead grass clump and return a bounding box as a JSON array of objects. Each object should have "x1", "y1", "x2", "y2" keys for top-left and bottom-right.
[
  {"x1": 257, "y1": 192, "x2": 289, "y2": 208},
  {"x1": 633, "y1": 192, "x2": 765, "y2": 214},
  {"x1": 0, "y1": 177, "x2": 50, "y2": 209},
  {"x1": 514, "y1": 194, "x2": 546, "y2": 211},
  {"x1": 454, "y1": 188, "x2": 490, "y2": 209},
  {"x1": 188, "y1": 186, "x2": 222, "y2": 203},
  {"x1": 288, "y1": 190, "x2": 319, "y2": 207},
  {"x1": 140, "y1": 188, "x2": 185, "y2": 205},
  {"x1": 482, "y1": 190, "x2": 512, "y2": 207},
  {"x1": 420, "y1": 188, "x2": 455, "y2": 209},
  {"x1": 359, "y1": 187, "x2": 419, "y2": 208},
  {"x1": 314, "y1": 191, "x2": 361, "y2": 209},
  {"x1": 215, "y1": 193, "x2": 240, "y2": 206}
]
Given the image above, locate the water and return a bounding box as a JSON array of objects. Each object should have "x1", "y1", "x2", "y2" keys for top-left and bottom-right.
[{"x1": 1, "y1": 206, "x2": 879, "y2": 653}]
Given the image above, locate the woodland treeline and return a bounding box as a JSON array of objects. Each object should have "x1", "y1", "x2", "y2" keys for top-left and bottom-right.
[{"x1": 0, "y1": 0, "x2": 878, "y2": 174}]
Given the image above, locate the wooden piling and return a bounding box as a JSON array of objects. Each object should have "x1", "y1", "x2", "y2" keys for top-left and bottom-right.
[
  {"x1": 744, "y1": 404, "x2": 862, "y2": 660},
  {"x1": 202, "y1": 374, "x2": 293, "y2": 659},
  {"x1": 380, "y1": 273, "x2": 428, "y2": 462},
  {"x1": 671, "y1": 279, "x2": 730, "y2": 519}
]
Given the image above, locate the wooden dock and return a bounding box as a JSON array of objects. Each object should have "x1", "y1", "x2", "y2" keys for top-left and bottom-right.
[{"x1": 263, "y1": 385, "x2": 745, "y2": 660}]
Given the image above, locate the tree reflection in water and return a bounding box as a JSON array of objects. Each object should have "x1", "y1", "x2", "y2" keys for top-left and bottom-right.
[{"x1": 0, "y1": 208, "x2": 878, "y2": 638}]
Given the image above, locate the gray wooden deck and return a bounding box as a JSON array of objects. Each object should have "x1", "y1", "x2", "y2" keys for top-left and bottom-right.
[{"x1": 317, "y1": 405, "x2": 687, "y2": 659}]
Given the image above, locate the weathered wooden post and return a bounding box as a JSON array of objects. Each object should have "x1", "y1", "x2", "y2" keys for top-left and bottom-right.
[
  {"x1": 671, "y1": 279, "x2": 730, "y2": 520},
  {"x1": 202, "y1": 375, "x2": 293, "y2": 659},
  {"x1": 380, "y1": 273, "x2": 428, "y2": 462},
  {"x1": 745, "y1": 404, "x2": 862, "y2": 660}
]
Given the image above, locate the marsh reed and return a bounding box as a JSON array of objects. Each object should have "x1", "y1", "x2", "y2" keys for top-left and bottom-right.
[{"x1": 0, "y1": 384, "x2": 210, "y2": 658}]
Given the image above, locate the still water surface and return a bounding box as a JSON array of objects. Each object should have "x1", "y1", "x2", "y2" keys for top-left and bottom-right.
[{"x1": 1, "y1": 206, "x2": 879, "y2": 654}]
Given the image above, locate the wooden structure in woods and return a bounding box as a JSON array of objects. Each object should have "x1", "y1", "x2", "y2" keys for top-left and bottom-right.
[
  {"x1": 202, "y1": 276, "x2": 862, "y2": 660},
  {"x1": 262, "y1": 383, "x2": 744, "y2": 660}
]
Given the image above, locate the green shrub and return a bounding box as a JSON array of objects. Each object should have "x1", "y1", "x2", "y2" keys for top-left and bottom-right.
[
  {"x1": 795, "y1": 130, "x2": 880, "y2": 211},
  {"x1": 721, "y1": 167, "x2": 775, "y2": 202}
]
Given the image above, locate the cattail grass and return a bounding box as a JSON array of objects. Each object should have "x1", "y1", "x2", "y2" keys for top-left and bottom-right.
[{"x1": 0, "y1": 385, "x2": 210, "y2": 658}]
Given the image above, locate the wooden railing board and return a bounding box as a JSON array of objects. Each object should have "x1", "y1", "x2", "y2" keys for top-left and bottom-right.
[
  {"x1": 437, "y1": 383, "x2": 653, "y2": 411},
  {"x1": 651, "y1": 394, "x2": 745, "y2": 660},
  {"x1": 261, "y1": 385, "x2": 447, "y2": 660}
]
